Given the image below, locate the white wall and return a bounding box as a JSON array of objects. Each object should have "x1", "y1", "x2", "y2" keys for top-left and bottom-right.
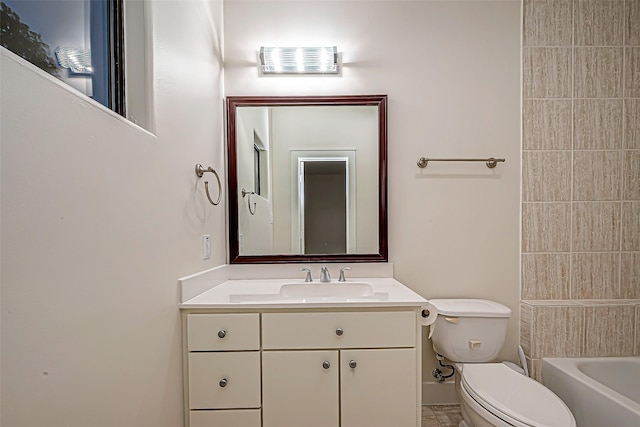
[
  {"x1": 236, "y1": 107, "x2": 274, "y2": 254},
  {"x1": 224, "y1": 0, "x2": 522, "y2": 393},
  {"x1": 0, "y1": 1, "x2": 225, "y2": 425}
]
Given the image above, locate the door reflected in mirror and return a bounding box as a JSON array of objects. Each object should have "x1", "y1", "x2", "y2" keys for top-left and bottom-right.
[{"x1": 227, "y1": 95, "x2": 387, "y2": 263}]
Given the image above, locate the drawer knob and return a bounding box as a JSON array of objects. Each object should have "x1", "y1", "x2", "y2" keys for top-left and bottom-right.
[
  {"x1": 219, "y1": 378, "x2": 228, "y2": 387},
  {"x1": 322, "y1": 361, "x2": 331, "y2": 369},
  {"x1": 217, "y1": 330, "x2": 226, "y2": 338},
  {"x1": 349, "y1": 360, "x2": 357, "y2": 369},
  {"x1": 335, "y1": 328, "x2": 344, "y2": 336}
]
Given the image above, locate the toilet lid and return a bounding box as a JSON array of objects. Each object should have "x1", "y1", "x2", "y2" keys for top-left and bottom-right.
[{"x1": 461, "y1": 364, "x2": 575, "y2": 427}]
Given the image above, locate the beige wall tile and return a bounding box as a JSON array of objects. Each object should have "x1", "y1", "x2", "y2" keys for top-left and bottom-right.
[
  {"x1": 621, "y1": 252, "x2": 640, "y2": 299},
  {"x1": 574, "y1": 100, "x2": 623, "y2": 150},
  {"x1": 522, "y1": 254, "x2": 570, "y2": 300},
  {"x1": 523, "y1": 100, "x2": 572, "y2": 150},
  {"x1": 523, "y1": 151, "x2": 572, "y2": 201},
  {"x1": 623, "y1": 150, "x2": 640, "y2": 199},
  {"x1": 523, "y1": 0, "x2": 572, "y2": 46},
  {"x1": 572, "y1": 252, "x2": 621, "y2": 299},
  {"x1": 522, "y1": 203, "x2": 571, "y2": 252},
  {"x1": 636, "y1": 305, "x2": 640, "y2": 356},
  {"x1": 622, "y1": 202, "x2": 640, "y2": 250},
  {"x1": 574, "y1": 0, "x2": 624, "y2": 46},
  {"x1": 524, "y1": 48, "x2": 572, "y2": 98},
  {"x1": 573, "y1": 151, "x2": 622, "y2": 201},
  {"x1": 526, "y1": 357, "x2": 543, "y2": 382},
  {"x1": 532, "y1": 305, "x2": 585, "y2": 358},
  {"x1": 585, "y1": 305, "x2": 636, "y2": 356},
  {"x1": 575, "y1": 48, "x2": 623, "y2": 98},
  {"x1": 520, "y1": 303, "x2": 533, "y2": 356},
  {"x1": 625, "y1": 48, "x2": 640, "y2": 97},
  {"x1": 627, "y1": 1, "x2": 640, "y2": 46},
  {"x1": 572, "y1": 202, "x2": 622, "y2": 251},
  {"x1": 625, "y1": 100, "x2": 640, "y2": 149}
]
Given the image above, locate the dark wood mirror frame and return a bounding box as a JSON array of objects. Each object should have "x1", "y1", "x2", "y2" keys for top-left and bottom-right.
[{"x1": 226, "y1": 95, "x2": 388, "y2": 264}]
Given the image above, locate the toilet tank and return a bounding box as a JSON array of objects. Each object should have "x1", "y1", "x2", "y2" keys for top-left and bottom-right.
[{"x1": 429, "y1": 299, "x2": 511, "y2": 363}]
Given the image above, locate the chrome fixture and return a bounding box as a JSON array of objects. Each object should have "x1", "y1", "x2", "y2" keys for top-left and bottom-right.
[
  {"x1": 349, "y1": 360, "x2": 357, "y2": 369},
  {"x1": 320, "y1": 266, "x2": 331, "y2": 282},
  {"x1": 195, "y1": 164, "x2": 222, "y2": 205},
  {"x1": 259, "y1": 46, "x2": 338, "y2": 75},
  {"x1": 338, "y1": 266, "x2": 352, "y2": 282},
  {"x1": 299, "y1": 267, "x2": 312, "y2": 282},
  {"x1": 322, "y1": 361, "x2": 331, "y2": 369},
  {"x1": 241, "y1": 187, "x2": 256, "y2": 215},
  {"x1": 416, "y1": 157, "x2": 506, "y2": 169}
]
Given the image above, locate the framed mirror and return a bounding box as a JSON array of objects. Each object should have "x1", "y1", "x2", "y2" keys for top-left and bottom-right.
[{"x1": 227, "y1": 95, "x2": 387, "y2": 263}]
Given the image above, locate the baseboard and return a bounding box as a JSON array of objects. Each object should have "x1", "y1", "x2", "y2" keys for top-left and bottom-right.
[{"x1": 422, "y1": 381, "x2": 458, "y2": 405}]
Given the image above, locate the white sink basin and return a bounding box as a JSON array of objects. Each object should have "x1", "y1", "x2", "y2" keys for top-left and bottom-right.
[
  {"x1": 279, "y1": 282, "x2": 374, "y2": 298},
  {"x1": 228, "y1": 281, "x2": 389, "y2": 304}
]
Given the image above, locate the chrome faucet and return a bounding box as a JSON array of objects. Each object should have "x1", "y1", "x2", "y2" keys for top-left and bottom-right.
[
  {"x1": 299, "y1": 267, "x2": 312, "y2": 282},
  {"x1": 320, "y1": 266, "x2": 331, "y2": 282},
  {"x1": 338, "y1": 266, "x2": 352, "y2": 282}
]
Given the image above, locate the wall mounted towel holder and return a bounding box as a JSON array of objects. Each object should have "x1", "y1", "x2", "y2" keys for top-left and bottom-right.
[
  {"x1": 241, "y1": 187, "x2": 256, "y2": 215},
  {"x1": 416, "y1": 157, "x2": 505, "y2": 169},
  {"x1": 195, "y1": 164, "x2": 222, "y2": 206}
]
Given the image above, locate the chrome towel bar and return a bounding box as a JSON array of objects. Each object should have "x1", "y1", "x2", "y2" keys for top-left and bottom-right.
[{"x1": 416, "y1": 157, "x2": 505, "y2": 169}]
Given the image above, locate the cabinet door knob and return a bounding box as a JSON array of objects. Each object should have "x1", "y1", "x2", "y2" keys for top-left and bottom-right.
[
  {"x1": 217, "y1": 330, "x2": 226, "y2": 338},
  {"x1": 335, "y1": 328, "x2": 344, "y2": 336},
  {"x1": 349, "y1": 360, "x2": 357, "y2": 369},
  {"x1": 322, "y1": 361, "x2": 331, "y2": 369},
  {"x1": 219, "y1": 378, "x2": 228, "y2": 387}
]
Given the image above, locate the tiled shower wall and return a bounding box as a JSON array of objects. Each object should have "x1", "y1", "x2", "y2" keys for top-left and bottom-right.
[{"x1": 521, "y1": 0, "x2": 640, "y2": 380}]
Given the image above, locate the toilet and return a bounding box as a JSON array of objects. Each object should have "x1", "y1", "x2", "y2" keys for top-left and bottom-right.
[{"x1": 428, "y1": 299, "x2": 576, "y2": 427}]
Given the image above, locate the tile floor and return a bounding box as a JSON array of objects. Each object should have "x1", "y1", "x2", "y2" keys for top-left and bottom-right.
[{"x1": 422, "y1": 405, "x2": 463, "y2": 427}]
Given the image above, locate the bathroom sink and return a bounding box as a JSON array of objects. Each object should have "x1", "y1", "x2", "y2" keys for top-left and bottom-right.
[
  {"x1": 279, "y1": 282, "x2": 374, "y2": 298},
  {"x1": 227, "y1": 282, "x2": 389, "y2": 304}
]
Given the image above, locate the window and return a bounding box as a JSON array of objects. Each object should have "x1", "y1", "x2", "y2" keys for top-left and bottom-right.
[{"x1": 0, "y1": 0, "x2": 125, "y2": 115}]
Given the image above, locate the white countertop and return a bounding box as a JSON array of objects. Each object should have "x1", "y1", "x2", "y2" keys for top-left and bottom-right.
[{"x1": 179, "y1": 277, "x2": 427, "y2": 309}]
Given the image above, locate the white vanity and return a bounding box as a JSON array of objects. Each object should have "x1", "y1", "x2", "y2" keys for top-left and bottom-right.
[{"x1": 179, "y1": 273, "x2": 427, "y2": 427}]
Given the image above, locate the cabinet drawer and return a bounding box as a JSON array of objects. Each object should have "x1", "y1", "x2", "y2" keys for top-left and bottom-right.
[
  {"x1": 189, "y1": 409, "x2": 261, "y2": 427},
  {"x1": 262, "y1": 311, "x2": 416, "y2": 349},
  {"x1": 188, "y1": 352, "x2": 261, "y2": 409},
  {"x1": 187, "y1": 313, "x2": 260, "y2": 351}
]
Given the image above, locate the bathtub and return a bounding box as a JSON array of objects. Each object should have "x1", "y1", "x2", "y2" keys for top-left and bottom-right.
[{"x1": 542, "y1": 357, "x2": 640, "y2": 427}]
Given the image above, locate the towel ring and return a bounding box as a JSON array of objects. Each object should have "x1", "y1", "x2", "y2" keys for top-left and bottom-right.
[
  {"x1": 195, "y1": 164, "x2": 222, "y2": 206},
  {"x1": 241, "y1": 187, "x2": 256, "y2": 215}
]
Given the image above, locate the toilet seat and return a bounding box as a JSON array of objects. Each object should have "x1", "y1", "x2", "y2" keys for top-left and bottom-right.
[{"x1": 460, "y1": 363, "x2": 576, "y2": 427}]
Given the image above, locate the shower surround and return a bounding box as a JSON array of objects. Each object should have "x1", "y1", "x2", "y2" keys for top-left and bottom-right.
[{"x1": 520, "y1": 0, "x2": 640, "y2": 380}]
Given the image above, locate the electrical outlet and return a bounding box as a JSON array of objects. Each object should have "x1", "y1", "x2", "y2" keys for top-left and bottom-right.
[{"x1": 202, "y1": 234, "x2": 211, "y2": 259}]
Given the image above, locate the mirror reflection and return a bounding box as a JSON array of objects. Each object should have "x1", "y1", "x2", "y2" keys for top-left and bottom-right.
[{"x1": 227, "y1": 96, "x2": 387, "y2": 263}]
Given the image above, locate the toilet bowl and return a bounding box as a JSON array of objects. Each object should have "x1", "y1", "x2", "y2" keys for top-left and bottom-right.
[
  {"x1": 429, "y1": 299, "x2": 576, "y2": 427},
  {"x1": 457, "y1": 363, "x2": 576, "y2": 427}
]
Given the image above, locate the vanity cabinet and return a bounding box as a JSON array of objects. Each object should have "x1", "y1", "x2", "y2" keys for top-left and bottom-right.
[
  {"x1": 183, "y1": 310, "x2": 420, "y2": 427},
  {"x1": 185, "y1": 313, "x2": 261, "y2": 427}
]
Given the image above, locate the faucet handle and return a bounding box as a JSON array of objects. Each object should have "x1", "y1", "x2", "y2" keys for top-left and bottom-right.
[
  {"x1": 338, "y1": 266, "x2": 352, "y2": 282},
  {"x1": 299, "y1": 267, "x2": 312, "y2": 282}
]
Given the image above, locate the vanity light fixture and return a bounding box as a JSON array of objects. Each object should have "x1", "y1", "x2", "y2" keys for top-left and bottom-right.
[{"x1": 259, "y1": 46, "x2": 339, "y2": 75}]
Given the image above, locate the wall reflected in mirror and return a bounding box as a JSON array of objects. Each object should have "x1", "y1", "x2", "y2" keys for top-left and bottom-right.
[{"x1": 227, "y1": 96, "x2": 387, "y2": 263}]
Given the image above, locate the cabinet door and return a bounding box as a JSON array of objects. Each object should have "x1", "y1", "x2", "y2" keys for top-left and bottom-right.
[
  {"x1": 340, "y1": 348, "x2": 417, "y2": 427},
  {"x1": 262, "y1": 350, "x2": 339, "y2": 427}
]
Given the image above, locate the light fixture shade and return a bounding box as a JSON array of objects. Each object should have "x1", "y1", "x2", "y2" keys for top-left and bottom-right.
[{"x1": 259, "y1": 46, "x2": 338, "y2": 74}]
